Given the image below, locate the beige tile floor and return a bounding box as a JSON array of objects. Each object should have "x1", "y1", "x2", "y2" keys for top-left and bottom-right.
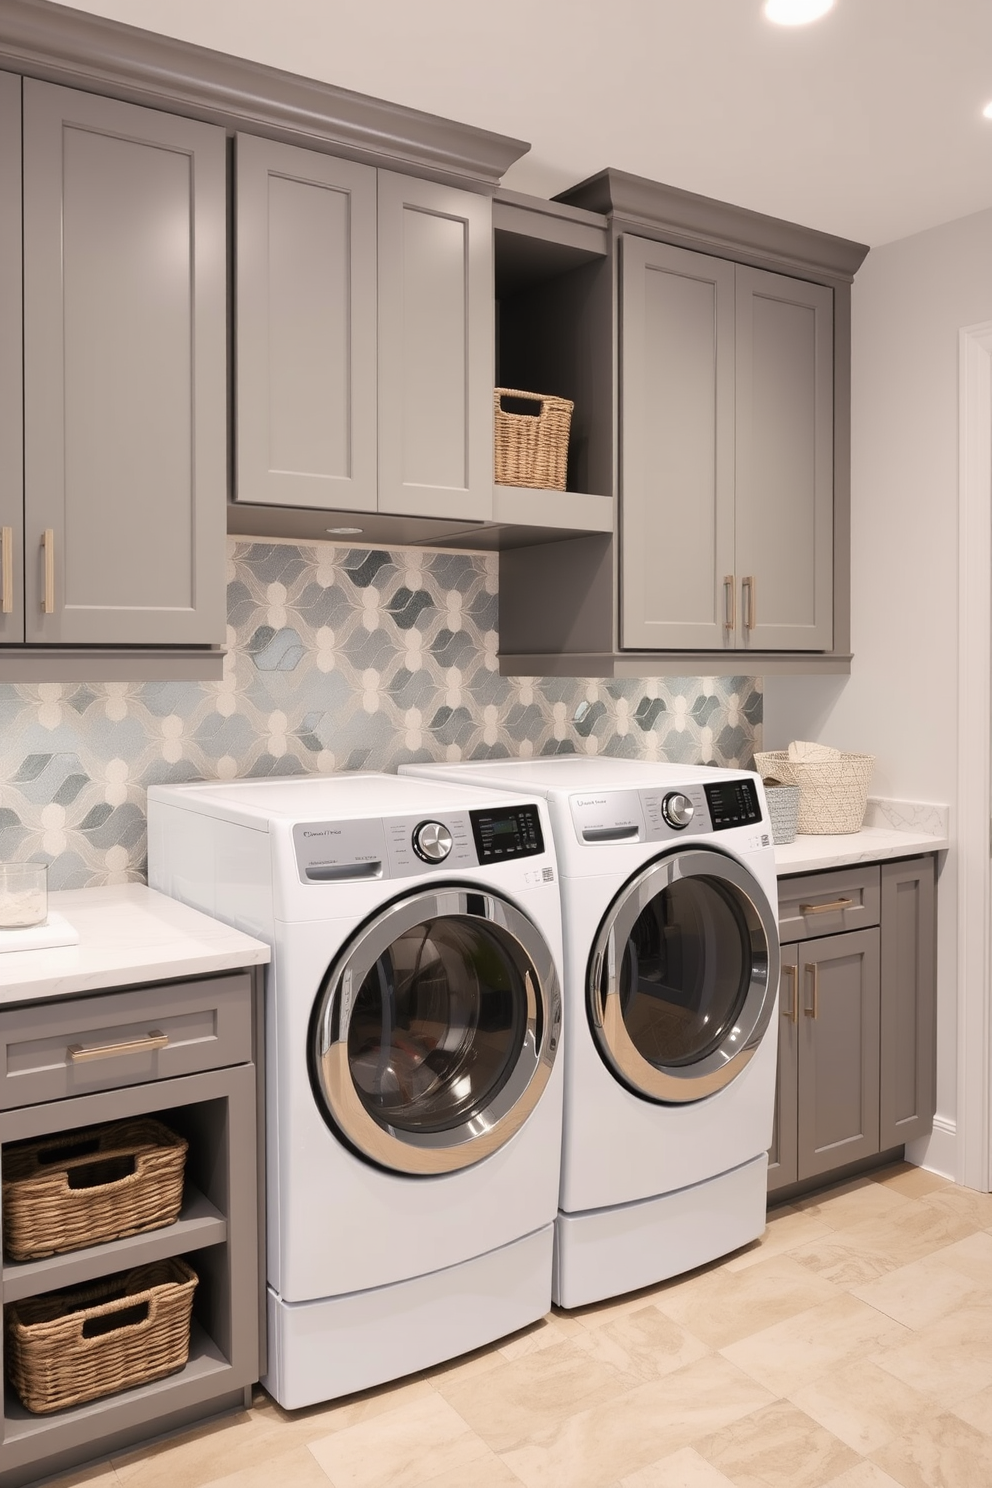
[{"x1": 48, "y1": 1163, "x2": 992, "y2": 1488}]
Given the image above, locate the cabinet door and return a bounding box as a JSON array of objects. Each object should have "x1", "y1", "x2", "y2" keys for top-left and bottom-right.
[
  {"x1": 0, "y1": 72, "x2": 22, "y2": 644},
  {"x1": 620, "y1": 236, "x2": 735, "y2": 650},
  {"x1": 22, "y1": 81, "x2": 226, "y2": 646},
  {"x1": 377, "y1": 171, "x2": 493, "y2": 521},
  {"x1": 768, "y1": 948, "x2": 799, "y2": 1193},
  {"x1": 235, "y1": 135, "x2": 377, "y2": 512},
  {"x1": 797, "y1": 928, "x2": 880, "y2": 1180},
  {"x1": 735, "y1": 265, "x2": 833, "y2": 650},
  {"x1": 880, "y1": 857, "x2": 936, "y2": 1149}
]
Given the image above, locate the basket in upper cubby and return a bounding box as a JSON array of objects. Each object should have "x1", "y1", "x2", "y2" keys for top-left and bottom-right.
[
  {"x1": 2, "y1": 1117, "x2": 188, "y2": 1262},
  {"x1": 494, "y1": 387, "x2": 573, "y2": 490}
]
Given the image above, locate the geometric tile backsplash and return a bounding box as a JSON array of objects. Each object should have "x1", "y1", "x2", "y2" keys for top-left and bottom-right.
[{"x1": 0, "y1": 539, "x2": 762, "y2": 888}]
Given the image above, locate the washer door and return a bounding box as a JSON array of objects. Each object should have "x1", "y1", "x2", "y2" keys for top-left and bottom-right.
[
  {"x1": 311, "y1": 888, "x2": 561, "y2": 1174},
  {"x1": 588, "y1": 849, "x2": 779, "y2": 1103}
]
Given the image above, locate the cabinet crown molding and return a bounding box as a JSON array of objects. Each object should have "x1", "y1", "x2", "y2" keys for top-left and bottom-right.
[
  {"x1": 0, "y1": 0, "x2": 530, "y2": 188},
  {"x1": 556, "y1": 167, "x2": 870, "y2": 284}
]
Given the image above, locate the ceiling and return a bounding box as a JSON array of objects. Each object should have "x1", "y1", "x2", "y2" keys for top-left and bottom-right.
[{"x1": 55, "y1": 0, "x2": 992, "y2": 247}]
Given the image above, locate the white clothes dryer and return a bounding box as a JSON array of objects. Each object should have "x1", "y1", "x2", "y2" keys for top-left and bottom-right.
[
  {"x1": 147, "y1": 773, "x2": 563, "y2": 1406},
  {"x1": 401, "y1": 757, "x2": 780, "y2": 1308}
]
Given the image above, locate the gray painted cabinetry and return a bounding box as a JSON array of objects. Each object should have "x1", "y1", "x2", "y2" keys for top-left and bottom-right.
[
  {"x1": 235, "y1": 135, "x2": 494, "y2": 525},
  {"x1": 0, "y1": 971, "x2": 260, "y2": 1488},
  {"x1": 768, "y1": 857, "x2": 937, "y2": 1195},
  {"x1": 11, "y1": 79, "x2": 226, "y2": 650}
]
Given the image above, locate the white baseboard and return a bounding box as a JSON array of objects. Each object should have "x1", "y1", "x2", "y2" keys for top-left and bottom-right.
[{"x1": 905, "y1": 1115, "x2": 957, "y2": 1181}]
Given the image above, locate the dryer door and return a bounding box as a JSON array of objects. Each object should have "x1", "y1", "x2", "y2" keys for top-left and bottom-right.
[
  {"x1": 311, "y1": 887, "x2": 561, "y2": 1174},
  {"x1": 589, "y1": 848, "x2": 779, "y2": 1103}
]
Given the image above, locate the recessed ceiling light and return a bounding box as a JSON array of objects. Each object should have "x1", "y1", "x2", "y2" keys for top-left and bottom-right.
[
  {"x1": 326, "y1": 526, "x2": 364, "y2": 535},
  {"x1": 764, "y1": 0, "x2": 835, "y2": 24},
  {"x1": 983, "y1": 101, "x2": 992, "y2": 120}
]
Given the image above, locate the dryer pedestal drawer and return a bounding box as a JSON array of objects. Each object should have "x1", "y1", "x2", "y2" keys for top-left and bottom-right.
[{"x1": 0, "y1": 972, "x2": 252, "y2": 1109}]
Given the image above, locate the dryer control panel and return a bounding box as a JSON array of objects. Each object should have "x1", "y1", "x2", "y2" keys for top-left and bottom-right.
[
  {"x1": 569, "y1": 778, "x2": 766, "y2": 846},
  {"x1": 293, "y1": 804, "x2": 545, "y2": 883}
]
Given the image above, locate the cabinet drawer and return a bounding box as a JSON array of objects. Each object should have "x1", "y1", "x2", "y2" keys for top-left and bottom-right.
[
  {"x1": 778, "y1": 866, "x2": 880, "y2": 943},
  {"x1": 0, "y1": 973, "x2": 252, "y2": 1109}
]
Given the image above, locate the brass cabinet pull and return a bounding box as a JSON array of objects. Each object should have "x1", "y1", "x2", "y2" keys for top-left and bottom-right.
[
  {"x1": 742, "y1": 574, "x2": 756, "y2": 631},
  {"x1": 799, "y1": 897, "x2": 855, "y2": 915},
  {"x1": 67, "y1": 1030, "x2": 169, "y2": 1063},
  {"x1": 1, "y1": 526, "x2": 12, "y2": 614},
  {"x1": 41, "y1": 528, "x2": 55, "y2": 615},
  {"x1": 804, "y1": 963, "x2": 819, "y2": 1019},
  {"x1": 724, "y1": 574, "x2": 735, "y2": 632},
  {"x1": 782, "y1": 963, "x2": 798, "y2": 1024}
]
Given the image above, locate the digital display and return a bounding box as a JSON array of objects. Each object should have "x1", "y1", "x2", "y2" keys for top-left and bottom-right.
[
  {"x1": 703, "y1": 778, "x2": 762, "y2": 831},
  {"x1": 469, "y1": 805, "x2": 544, "y2": 862}
]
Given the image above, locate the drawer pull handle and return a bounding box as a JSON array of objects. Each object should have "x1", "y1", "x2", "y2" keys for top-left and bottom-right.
[
  {"x1": 67, "y1": 1030, "x2": 169, "y2": 1063},
  {"x1": 782, "y1": 964, "x2": 798, "y2": 1024},
  {"x1": 804, "y1": 963, "x2": 819, "y2": 1019},
  {"x1": 799, "y1": 897, "x2": 855, "y2": 915}
]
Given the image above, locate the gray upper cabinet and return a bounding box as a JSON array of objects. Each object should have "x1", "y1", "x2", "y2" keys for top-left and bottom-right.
[
  {"x1": 21, "y1": 80, "x2": 226, "y2": 647},
  {"x1": 0, "y1": 72, "x2": 23, "y2": 646},
  {"x1": 234, "y1": 142, "x2": 494, "y2": 525},
  {"x1": 620, "y1": 236, "x2": 833, "y2": 652},
  {"x1": 377, "y1": 171, "x2": 493, "y2": 522},
  {"x1": 235, "y1": 136, "x2": 378, "y2": 512},
  {"x1": 735, "y1": 266, "x2": 833, "y2": 650}
]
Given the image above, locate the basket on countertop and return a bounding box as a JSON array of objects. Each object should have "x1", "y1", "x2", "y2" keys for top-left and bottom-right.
[
  {"x1": 755, "y1": 749, "x2": 875, "y2": 835},
  {"x1": 2, "y1": 1117, "x2": 187, "y2": 1262},
  {"x1": 762, "y1": 783, "x2": 801, "y2": 845},
  {"x1": 5, "y1": 1258, "x2": 198, "y2": 1414},
  {"x1": 494, "y1": 387, "x2": 573, "y2": 490}
]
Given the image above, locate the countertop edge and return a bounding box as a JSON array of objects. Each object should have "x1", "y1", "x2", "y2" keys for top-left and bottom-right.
[{"x1": 775, "y1": 827, "x2": 949, "y2": 877}]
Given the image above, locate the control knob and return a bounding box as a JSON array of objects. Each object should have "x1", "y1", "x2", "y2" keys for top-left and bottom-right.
[
  {"x1": 661, "y1": 792, "x2": 694, "y2": 830},
  {"x1": 412, "y1": 820, "x2": 453, "y2": 863}
]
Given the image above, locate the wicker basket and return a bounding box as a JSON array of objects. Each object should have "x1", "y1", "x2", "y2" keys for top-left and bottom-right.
[
  {"x1": 764, "y1": 784, "x2": 801, "y2": 845},
  {"x1": 494, "y1": 388, "x2": 573, "y2": 490},
  {"x1": 755, "y1": 750, "x2": 875, "y2": 835},
  {"x1": 2, "y1": 1118, "x2": 187, "y2": 1262},
  {"x1": 5, "y1": 1258, "x2": 198, "y2": 1414}
]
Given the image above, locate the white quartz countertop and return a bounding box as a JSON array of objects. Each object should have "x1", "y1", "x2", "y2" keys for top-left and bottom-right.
[
  {"x1": 0, "y1": 884, "x2": 269, "y2": 1007},
  {"x1": 775, "y1": 825, "x2": 948, "y2": 877}
]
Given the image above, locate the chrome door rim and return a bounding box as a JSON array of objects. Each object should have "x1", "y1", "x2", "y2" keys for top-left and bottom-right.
[
  {"x1": 588, "y1": 849, "x2": 779, "y2": 1103},
  {"x1": 311, "y1": 887, "x2": 561, "y2": 1174}
]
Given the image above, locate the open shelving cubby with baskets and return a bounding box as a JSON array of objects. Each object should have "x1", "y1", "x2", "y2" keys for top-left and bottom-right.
[{"x1": 0, "y1": 970, "x2": 261, "y2": 1488}]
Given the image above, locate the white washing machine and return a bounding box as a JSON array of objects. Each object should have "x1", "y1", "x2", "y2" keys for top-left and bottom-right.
[
  {"x1": 147, "y1": 773, "x2": 563, "y2": 1406},
  {"x1": 401, "y1": 757, "x2": 780, "y2": 1308}
]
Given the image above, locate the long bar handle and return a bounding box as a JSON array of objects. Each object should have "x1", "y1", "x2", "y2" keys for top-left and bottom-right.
[
  {"x1": 41, "y1": 528, "x2": 54, "y2": 615},
  {"x1": 743, "y1": 574, "x2": 756, "y2": 631},
  {"x1": 782, "y1": 964, "x2": 798, "y2": 1024},
  {"x1": 724, "y1": 574, "x2": 735, "y2": 632},
  {"x1": 1, "y1": 526, "x2": 12, "y2": 614},
  {"x1": 799, "y1": 897, "x2": 855, "y2": 915},
  {"x1": 804, "y1": 963, "x2": 819, "y2": 1019},
  {"x1": 67, "y1": 1030, "x2": 169, "y2": 1063}
]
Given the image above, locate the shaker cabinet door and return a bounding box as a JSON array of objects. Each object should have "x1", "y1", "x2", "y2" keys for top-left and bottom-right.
[
  {"x1": 768, "y1": 948, "x2": 799, "y2": 1193},
  {"x1": 235, "y1": 134, "x2": 378, "y2": 512},
  {"x1": 879, "y1": 857, "x2": 937, "y2": 1149},
  {"x1": 734, "y1": 265, "x2": 833, "y2": 651},
  {"x1": 22, "y1": 81, "x2": 226, "y2": 646},
  {"x1": 0, "y1": 71, "x2": 23, "y2": 644},
  {"x1": 620, "y1": 236, "x2": 736, "y2": 651},
  {"x1": 377, "y1": 171, "x2": 493, "y2": 522}
]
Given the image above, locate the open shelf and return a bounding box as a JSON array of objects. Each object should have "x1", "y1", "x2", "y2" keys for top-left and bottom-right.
[{"x1": 2, "y1": 1186, "x2": 227, "y2": 1303}]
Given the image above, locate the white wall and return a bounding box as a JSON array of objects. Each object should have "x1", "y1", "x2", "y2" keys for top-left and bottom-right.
[{"x1": 765, "y1": 204, "x2": 992, "y2": 1169}]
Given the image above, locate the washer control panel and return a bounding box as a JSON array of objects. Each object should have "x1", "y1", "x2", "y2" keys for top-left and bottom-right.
[
  {"x1": 570, "y1": 778, "x2": 765, "y2": 846},
  {"x1": 661, "y1": 792, "x2": 695, "y2": 829},
  {"x1": 293, "y1": 803, "x2": 544, "y2": 882},
  {"x1": 703, "y1": 777, "x2": 763, "y2": 831}
]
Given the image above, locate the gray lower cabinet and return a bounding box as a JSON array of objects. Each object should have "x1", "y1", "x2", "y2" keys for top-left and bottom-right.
[
  {"x1": 234, "y1": 136, "x2": 494, "y2": 524},
  {"x1": 10, "y1": 78, "x2": 226, "y2": 649},
  {"x1": 768, "y1": 857, "x2": 936, "y2": 1195},
  {"x1": 0, "y1": 71, "x2": 22, "y2": 646},
  {"x1": 0, "y1": 971, "x2": 260, "y2": 1487},
  {"x1": 620, "y1": 235, "x2": 833, "y2": 653}
]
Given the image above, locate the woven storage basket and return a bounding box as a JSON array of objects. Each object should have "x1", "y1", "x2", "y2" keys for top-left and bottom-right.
[
  {"x1": 5, "y1": 1257, "x2": 197, "y2": 1414},
  {"x1": 2, "y1": 1118, "x2": 187, "y2": 1262},
  {"x1": 763, "y1": 784, "x2": 801, "y2": 845},
  {"x1": 755, "y1": 750, "x2": 875, "y2": 835},
  {"x1": 494, "y1": 387, "x2": 573, "y2": 490}
]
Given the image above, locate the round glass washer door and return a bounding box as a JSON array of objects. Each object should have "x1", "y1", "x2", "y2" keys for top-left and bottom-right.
[
  {"x1": 588, "y1": 849, "x2": 780, "y2": 1103},
  {"x1": 310, "y1": 887, "x2": 561, "y2": 1175}
]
